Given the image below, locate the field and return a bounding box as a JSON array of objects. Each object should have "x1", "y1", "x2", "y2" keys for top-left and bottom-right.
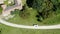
[
  {"x1": 0, "y1": 24, "x2": 60, "y2": 34},
  {"x1": 6, "y1": 7, "x2": 60, "y2": 26}
]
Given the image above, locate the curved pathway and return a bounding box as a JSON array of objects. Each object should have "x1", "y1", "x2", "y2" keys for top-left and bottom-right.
[{"x1": 0, "y1": 18, "x2": 60, "y2": 29}]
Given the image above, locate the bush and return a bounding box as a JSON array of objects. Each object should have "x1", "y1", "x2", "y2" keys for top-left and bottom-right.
[
  {"x1": 11, "y1": 5, "x2": 30, "y2": 19},
  {"x1": 11, "y1": 9, "x2": 20, "y2": 15},
  {"x1": 19, "y1": 5, "x2": 30, "y2": 19}
]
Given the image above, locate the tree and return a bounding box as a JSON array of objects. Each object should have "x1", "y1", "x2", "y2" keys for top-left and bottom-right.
[
  {"x1": 26, "y1": 0, "x2": 34, "y2": 7},
  {"x1": 32, "y1": 0, "x2": 43, "y2": 12},
  {"x1": 26, "y1": 0, "x2": 60, "y2": 22},
  {"x1": 33, "y1": 0, "x2": 54, "y2": 19}
]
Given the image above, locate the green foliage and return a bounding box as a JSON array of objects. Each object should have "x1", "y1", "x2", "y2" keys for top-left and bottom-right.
[
  {"x1": 51, "y1": 0, "x2": 60, "y2": 10},
  {"x1": 11, "y1": 4, "x2": 30, "y2": 19},
  {"x1": 32, "y1": 0, "x2": 54, "y2": 22},
  {"x1": 19, "y1": 5, "x2": 30, "y2": 19},
  {"x1": 31, "y1": 0, "x2": 60, "y2": 21},
  {"x1": 51, "y1": 0, "x2": 58, "y2": 4},
  {"x1": 26, "y1": 0, "x2": 34, "y2": 7},
  {"x1": 0, "y1": 6, "x2": 3, "y2": 14},
  {"x1": 8, "y1": 0, "x2": 60, "y2": 25},
  {"x1": 32, "y1": 0, "x2": 43, "y2": 11},
  {"x1": 11, "y1": 9, "x2": 20, "y2": 15}
]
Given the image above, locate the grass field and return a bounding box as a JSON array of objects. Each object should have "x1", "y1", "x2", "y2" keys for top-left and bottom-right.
[
  {"x1": 6, "y1": 8, "x2": 60, "y2": 26},
  {"x1": 4, "y1": 0, "x2": 60, "y2": 25},
  {"x1": 0, "y1": 24, "x2": 60, "y2": 34},
  {"x1": 7, "y1": 8, "x2": 38, "y2": 25}
]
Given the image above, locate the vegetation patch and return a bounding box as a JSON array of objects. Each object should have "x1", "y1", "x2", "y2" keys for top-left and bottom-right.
[
  {"x1": 6, "y1": 0, "x2": 60, "y2": 25},
  {"x1": 4, "y1": 0, "x2": 14, "y2": 6},
  {"x1": 26, "y1": 0, "x2": 60, "y2": 22},
  {"x1": 0, "y1": 24, "x2": 60, "y2": 34}
]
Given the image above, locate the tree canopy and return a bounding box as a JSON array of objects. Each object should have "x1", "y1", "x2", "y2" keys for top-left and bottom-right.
[{"x1": 26, "y1": 0, "x2": 60, "y2": 21}]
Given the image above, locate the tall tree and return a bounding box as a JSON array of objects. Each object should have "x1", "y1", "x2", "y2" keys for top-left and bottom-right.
[{"x1": 26, "y1": 0, "x2": 60, "y2": 21}]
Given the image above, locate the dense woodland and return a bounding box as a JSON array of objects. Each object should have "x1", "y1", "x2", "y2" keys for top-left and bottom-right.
[{"x1": 26, "y1": 0, "x2": 60, "y2": 21}]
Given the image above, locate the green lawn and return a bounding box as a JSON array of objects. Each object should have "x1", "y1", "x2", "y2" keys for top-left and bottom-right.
[
  {"x1": 6, "y1": 7, "x2": 60, "y2": 26},
  {"x1": 0, "y1": 24, "x2": 60, "y2": 34},
  {"x1": 7, "y1": 8, "x2": 38, "y2": 25}
]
